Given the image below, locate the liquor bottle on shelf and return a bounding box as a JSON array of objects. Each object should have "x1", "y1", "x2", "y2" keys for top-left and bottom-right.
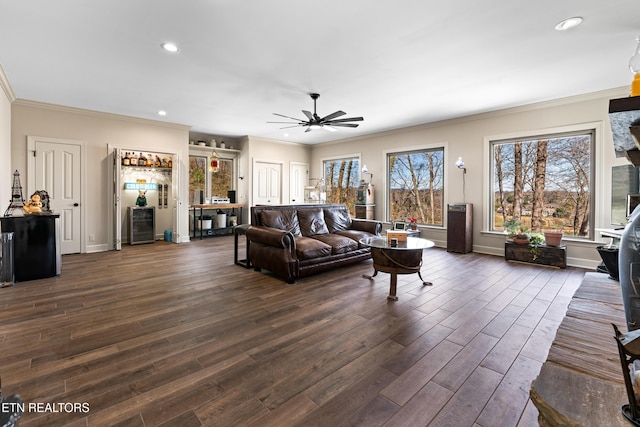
[
  {"x1": 155, "y1": 155, "x2": 161, "y2": 167},
  {"x1": 130, "y1": 152, "x2": 138, "y2": 166},
  {"x1": 147, "y1": 154, "x2": 153, "y2": 167},
  {"x1": 122, "y1": 152, "x2": 130, "y2": 166},
  {"x1": 138, "y1": 153, "x2": 146, "y2": 167}
]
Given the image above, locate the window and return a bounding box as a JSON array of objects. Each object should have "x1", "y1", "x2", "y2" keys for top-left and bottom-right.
[
  {"x1": 323, "y1": 157, "x2": 360, "y2": 215},
  {"x1": 189, "y1": 151, "x2": 236, "y2": 204},
  {"x1": 210, "y1": 158, "x2": 233, "y2": 198},
  {"x1": 490, "y1": 130, "x2": 594, "y2": 238},
  {"x1": 387, "y1": 148, "x2": 445, "y2": 226}
]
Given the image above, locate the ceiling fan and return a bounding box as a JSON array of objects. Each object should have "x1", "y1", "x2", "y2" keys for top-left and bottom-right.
[{"x1": 268, "y1": 93, "x2": 363, "y2": 132}]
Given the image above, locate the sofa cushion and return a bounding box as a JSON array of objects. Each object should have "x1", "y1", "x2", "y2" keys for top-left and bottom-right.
[
  {"x1": 335, "y1": 229, "x2": 376, "y2": 246},
  {"x1": 298, "y1": 209, "x2": 329, "y2": 236},
  {"x1": 294, "y1": 236, "x2": 332, "y2": 260},
  {"x1": 324, "y1": 207, "x2": 352, "y2": 233},
  {"x1": 312, "y1": 234, "x2": 358, "y2": 255},
  {"x1": 260, "y1": 209, "x2": 301, "y2": 236}
]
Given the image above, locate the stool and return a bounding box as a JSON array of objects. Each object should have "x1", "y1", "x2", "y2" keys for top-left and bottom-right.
[{"x1": 234, "y1": 224, "x2": 251, "y2": 268}]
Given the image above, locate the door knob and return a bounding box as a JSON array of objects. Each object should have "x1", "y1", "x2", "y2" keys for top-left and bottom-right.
[{"x1": 74, "y1": 203, "x2": 79, "y2": 207}]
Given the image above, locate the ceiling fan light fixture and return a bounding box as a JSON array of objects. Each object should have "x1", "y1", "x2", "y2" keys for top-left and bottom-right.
[
  {"x1": 269, "y1": 93, "x2": 363, "y2": 133},
  {"x1": 554, "y1": 17, "x2": 583, "y2": 31},
  {"x1": 160, "y1": 42, "x2": 180, "y2": 53}
]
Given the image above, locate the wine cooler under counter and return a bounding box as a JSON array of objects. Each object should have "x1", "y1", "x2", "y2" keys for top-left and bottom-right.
[{"x1": 129, "y1": 206, "x2": 155, "y2": 245}]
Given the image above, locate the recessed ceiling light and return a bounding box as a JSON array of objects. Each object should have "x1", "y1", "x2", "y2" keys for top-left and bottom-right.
[
  {"x1": 555, "y1": 17, "x2": 583, "y2": 31},
  {"x1": 158, "y1": 110, "x2": 167, "y2": 116},
  {"x1": 160, "y1": 42, "x2": 179, "y2": 53}
]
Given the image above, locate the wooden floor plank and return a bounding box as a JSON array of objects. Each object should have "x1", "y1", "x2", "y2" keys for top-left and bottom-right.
[{"x1": 0, "y1": 236, "x2": 590, "y2": 426}]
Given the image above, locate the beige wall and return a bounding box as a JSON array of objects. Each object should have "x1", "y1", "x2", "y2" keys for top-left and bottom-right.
[
  {"x1": 11, "y1": 100, "x2": 191, "y2": 251},
  {"x1": 311, "y1": 87, "x2": 632, "y2": 268},
  {"x1": 0, "y1": 67, "x2": 13, "y2": 216},
  {"x1": 5, "y1": 80, "x2": 634, "y2": 268},
  {"x1": 243, "y1": 135, "x2": 311, "y2": 205}
]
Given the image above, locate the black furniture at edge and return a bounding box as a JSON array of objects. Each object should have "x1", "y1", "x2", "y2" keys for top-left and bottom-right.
[{"x1": 0, "y1": 214, "x2": 61, "y2": 282}]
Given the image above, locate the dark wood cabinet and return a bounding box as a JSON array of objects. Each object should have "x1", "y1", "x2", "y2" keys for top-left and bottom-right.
[
  {"x1": 0, "y1": 214, "x2": 60, "y2": 281},
  {"x1": 447, "y1": 203, "x2": 472, "y2": 253}
]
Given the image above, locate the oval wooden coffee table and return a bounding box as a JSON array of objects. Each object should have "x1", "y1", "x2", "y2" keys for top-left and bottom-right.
[{"x1": 359, "y1": 236, "x2": 435, "y2": 301}]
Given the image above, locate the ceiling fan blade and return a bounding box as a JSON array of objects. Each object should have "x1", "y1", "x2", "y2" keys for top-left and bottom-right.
[
  {"x1": 273, "y1": 112, "x2": 306, "y2": 121},
  {"x1": 279, "y1": 125, "x2": 305, "y2": 129},
  {"x1": 320, "y1": 110, "x2": 346, "y2": 121},
  {"x1": 325, "y1": 116, "x2": 364, "y2": 123},
  {"x1": 328, "y1": 123, "x2": 359, "y2": 128},
  {"x1": 302, "y1": 110, "x2": 314, "y2": 121},
  {"x1": 267, "y1": 121, "x2": 302, "y2": 124}
]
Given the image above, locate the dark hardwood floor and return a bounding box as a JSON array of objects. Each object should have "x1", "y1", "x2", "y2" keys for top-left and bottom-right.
[{"x1": 0, "y1": 236, "x2": 588, "y2": 426}]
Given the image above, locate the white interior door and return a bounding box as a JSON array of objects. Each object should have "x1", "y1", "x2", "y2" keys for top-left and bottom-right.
[
  {"x1": 290, "y1": 162, "x2": 308, "y2": 204},
  {"x1": 253, "y1": 160, "x2": 282, "y2": 205},
  {"x1": 29, "y1": 137, "x2": 83, "y2": 254}
]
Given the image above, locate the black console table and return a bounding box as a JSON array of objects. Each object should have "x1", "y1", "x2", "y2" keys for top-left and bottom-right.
[{"x1": 0, "y1": 214, "x2": 61, "y2": 281}]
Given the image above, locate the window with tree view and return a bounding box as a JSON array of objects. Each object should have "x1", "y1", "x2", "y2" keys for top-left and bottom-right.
[
  {"x1": 491, "y1": 131, "x2": 593, "y2": 238},
  {"x1": 388, "y1": 148, "x2": 444, "y2": 225},
  {"x1": 323, "y1": 157, "x2": 360, "y2": 215}
]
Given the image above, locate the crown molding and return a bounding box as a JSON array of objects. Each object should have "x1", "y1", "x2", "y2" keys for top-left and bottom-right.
[
  {"x1": 12, "y1": 98, "x2": 192, "y2": 131},
  {"x1": 0, "y1": 64, "x2": 16, "y2": 103}
]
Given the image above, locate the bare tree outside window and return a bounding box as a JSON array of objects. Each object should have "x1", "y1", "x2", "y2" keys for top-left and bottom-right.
[
  {"x1": 323, "y1": 158, "x2": 360, "y2": 215},
  {"x1": 492, "y1": 131, "x2": 593, "y2": 238},
  {"x1": 210, "y1": 159, "x2": 233, "y2": 198},
  {"x1": 388, "y1": 148, "x2": 444, "y2": 225},
  {"x1": 189, "y1": 155, "x2": 235, "y2": 203}
]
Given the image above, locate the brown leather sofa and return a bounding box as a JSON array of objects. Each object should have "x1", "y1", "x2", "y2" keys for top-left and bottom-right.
[{"x1": 247, "y1": 204, "x2": 381, "y2": 283}]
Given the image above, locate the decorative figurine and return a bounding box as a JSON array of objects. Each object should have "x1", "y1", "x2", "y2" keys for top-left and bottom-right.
[
  {"x1": 33, "y1": 190, "x2": 51, "y2": 212},
  {"x1": 22, "y1": 193, "x2": 42, "y2": 214},
  {"x1": 4, "y1": 170, "x2": 25, "y2": 217},
  {"x1": 136, "y1": 190, "x2": 148, "y2": 207}
]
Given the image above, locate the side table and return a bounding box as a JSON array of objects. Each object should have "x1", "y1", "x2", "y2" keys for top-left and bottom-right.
[{"x1": 234, "y1": 224, "x2": 251, "y2": 268}]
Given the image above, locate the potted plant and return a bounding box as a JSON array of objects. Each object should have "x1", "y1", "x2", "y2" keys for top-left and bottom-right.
[
  {"x1": 407, "y1": 217, "x2": 418, "y2": 230},
  {"x1": 504, "y1": 219, "x2": 529, "y2": 244},
  {"x1": 528, "y1": 232, "x2": 545, "y2": 259},
  {"x1": 543, "y1": 220, "x2": 565, "y2": 247}
]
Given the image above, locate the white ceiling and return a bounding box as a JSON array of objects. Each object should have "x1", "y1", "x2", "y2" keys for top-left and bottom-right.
[{"x1": 1, "y1": 0, "x2": 639, "y2": 144}]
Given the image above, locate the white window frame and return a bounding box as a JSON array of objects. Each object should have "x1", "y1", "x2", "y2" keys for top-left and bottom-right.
[
  {"x1": 482, "y1": 122, "x2": 604, "y2": 241},
  {"x1": 383, "y1": 142, "x2": 448, "y2": 227}
]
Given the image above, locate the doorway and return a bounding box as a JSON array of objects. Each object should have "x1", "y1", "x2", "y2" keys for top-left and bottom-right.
[
  {"x1": 253, "y1": 160, "x2": 282, "y2": 205},
  {"x1": 290, "y1": 162, "x2": 308, "y2": 204},
  {"x1": 27, "y1": 136, "x2": 85, "y2": 254}
]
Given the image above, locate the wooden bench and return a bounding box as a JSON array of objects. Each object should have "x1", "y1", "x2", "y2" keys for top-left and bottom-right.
[
  {"x1": 530, "y1": 272, "x2": 628, "y2": 426},
  {"x1": 505, "y1": 241, "x2": 566, "y2": 268}
]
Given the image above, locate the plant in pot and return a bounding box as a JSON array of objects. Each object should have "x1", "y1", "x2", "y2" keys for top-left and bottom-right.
[
  {"x1": 504, "y1": 219, "x2": 528, "y2": 243},
  {"x1": 528, "y1": 232, "x2": 545, "y2": 260},
  {"x1": 407, "y1": 217, "x2": 418, "y2": 230},
  {"x1": 543, "y1": 220, "x2": 565, "y2": 247}
]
